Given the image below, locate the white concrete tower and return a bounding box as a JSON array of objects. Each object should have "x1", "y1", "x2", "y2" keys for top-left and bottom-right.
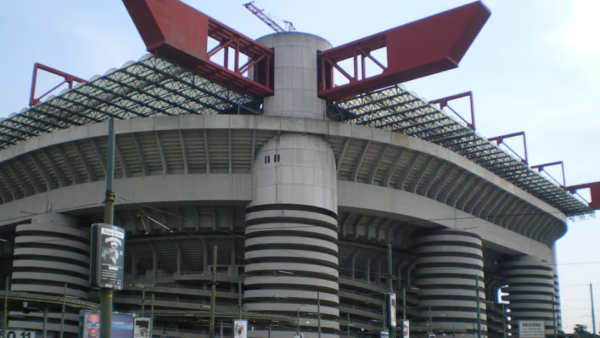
[
  {"x1": 502, "y1": 256, "x2": 558, "y2": 337},
  {"x1": 415, "y1": 230, "x2": 488, "y2": 335},
  {"x1": 244, "y1": 33, "x2": 339, "y2": 338}
]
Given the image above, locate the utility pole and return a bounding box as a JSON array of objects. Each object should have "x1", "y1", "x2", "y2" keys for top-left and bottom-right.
[
  {"x1": 475, "y1": 277, "x2": 481, "y2": 338},
  {"x1": 141, "y1": 287, "x2": 146, "y2": 317},
  {"x1": 297, "y1": 308, "x2": 301, "y2": 335},
  {"x1": 150, "y1": 293, "x2": 155, "y2": 334},
  {"x1": 3, "y1": 277, "x2": 8, "y2": 338},
  {"x1": 347, "y1": 313, "x2": 351, "y2": 337},
  {"x1": 402, "y1": 287, "x2": 406, "y2": 321},
  {"x1": 502, "y1": 303, "x2": 507, "y2": 338},
  {"x1": 387, "y1": 244, "x2": 396, "y2": 338},
  {"x1": 238, "y1": 280, "x2": 242, "y2": 319},
  {"x1": 209, "y1": 246, "x2": 217, "y2": 338},
  {"x1": 100, "y1": 118, "x2": 116, "y2": 338},
  {"x1": 552, "y1": 295, "x2": 558, "y2": 338},
  {"x1": 59, "y1": 283, "x2": 67, "y2": 338},
  {"x1": 592, "y1": 284, "x2": 597, "y2": 337},
  {"x1": 317, "y1": 292, "x2": 321, "y2": 338}
]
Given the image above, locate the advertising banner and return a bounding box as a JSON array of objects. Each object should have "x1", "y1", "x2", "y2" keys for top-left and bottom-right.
[
  {"x1": 380, "y1": 331, "x2": 389, "y2": 338},
  {"x1": 386, "y1": 293, "x2": 397, "y2": 328},
  {"x1": 83, "y1": 311, "x2": 134, "y2": 338},
  {"x1": 133, "y1": 318, "x2": 151, "y2": 338},
  {"x1": 402, "y1": 320, "x2": 410, "y2": 338},
  {"x1": 90, "y1": 223, "x2": 126, "y2": 290},
  {"x1": 234, "y1": 319, "x2": 248, "y2": 338},
  {"x1": 519, "y1": 321, "x2": 545, "y2": 338},
  {"x1": 0, "y1": 331, "x2": 36, "y2": 338}
]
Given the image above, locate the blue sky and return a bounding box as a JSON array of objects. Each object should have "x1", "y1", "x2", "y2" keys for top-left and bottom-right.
[{"x1": 1, "y1": 0, "x2": 599, "y2": 333}]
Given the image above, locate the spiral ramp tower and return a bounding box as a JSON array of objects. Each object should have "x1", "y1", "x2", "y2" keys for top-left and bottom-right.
[{"x1": 0, "y1": 0, "x2": 594, "y2": 337}]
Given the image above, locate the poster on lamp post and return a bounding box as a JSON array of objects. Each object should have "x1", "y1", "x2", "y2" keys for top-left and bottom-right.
[
  {"x1": 402, "y1": 320, "x2": 410, "y2": 338},
  {"x1": 233, "y1": 319, "x2": 248, "y2": 338},
  {"x1": 90, "y1": 223, "x2": 126, "y2": 290}
]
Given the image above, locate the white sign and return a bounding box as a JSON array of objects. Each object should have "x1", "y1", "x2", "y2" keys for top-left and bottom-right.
[
  {"x1": 380, "y1": 331, "x2": 389, "y2": 338},
  {"x1": 519, "y1": 321, "x2": 545, "y2": 338},
  {"x1": 234, "y1": 319, "x2": 248, "y2": 338},
  {"x1": 402, "y1": 320, "x2": 410, "y2": 338},
  {"x1": 0, "y1": 331, "x2": 36, "y2": 338}
]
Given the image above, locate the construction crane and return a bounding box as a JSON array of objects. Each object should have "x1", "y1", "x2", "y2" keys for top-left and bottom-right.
[{"x1": 243, "y1": 2, "x2": 295, "y2": 33}]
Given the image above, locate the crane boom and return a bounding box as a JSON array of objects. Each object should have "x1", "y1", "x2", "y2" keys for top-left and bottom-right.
[{"x1": 243, "y1": 2, "x2": 294, "y2": 33}]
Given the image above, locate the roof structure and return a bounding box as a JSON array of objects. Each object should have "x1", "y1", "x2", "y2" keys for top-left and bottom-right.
[
  {"x1": 0, "y1": 54, "x2": 260, "y2": 150},
  {"x1": 328, "y1": 84, "x2": 593, "y2": 218},
  {"x1": 0, "y1": 55, "x2": 592, "y2": 219}
]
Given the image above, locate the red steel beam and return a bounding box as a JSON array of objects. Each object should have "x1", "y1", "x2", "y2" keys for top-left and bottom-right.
[
  {"x1": 488, "y1": 131, "x2": 528, "y2": 164},
  {"x1": 30, "y1": 63, "x2": 87, "y2": 107},
  {"x1": 318, "y1": 1, "x2": 490, "y2": 102},
  {"x1": 122, "y1": 0, "x2": 274, "y2": 99},
  {"x1": 565, "y1": 182, "x2": 600, "y2": 210},
  {"x1": 531, "y1": 161, "x2": 566, "y2": 188},
  {"x1": 429, "y1": 91, "x2": 475, "y2": 130}
]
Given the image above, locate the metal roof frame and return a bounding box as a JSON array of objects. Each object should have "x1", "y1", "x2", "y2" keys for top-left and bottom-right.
[
  {"x1": 330, "y1": 84, "x2": 592, "y2": 219},
  {"x1": 0, "y1": 54, "x2": 261, "y2": 151}
]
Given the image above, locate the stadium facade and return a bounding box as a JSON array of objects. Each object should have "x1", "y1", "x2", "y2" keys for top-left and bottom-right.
[{"x1": 0, "y1": 0, "x2": 594, "y2": 338}]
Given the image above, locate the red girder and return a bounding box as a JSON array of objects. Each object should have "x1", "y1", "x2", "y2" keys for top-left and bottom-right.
[
  {"x1": 30, "y1": 63, "x2": 86, "y2": 107},
  {"x1": 123, "y1": 0, "x2": 273, "y2": 99},
  {"x1": 488, "y1": 131, "x2": 528, "y2": 165},
  {"x1": 430, "y1": 91, "x2": 475, "y2": 130},
  {"x1": 531, "y1": 161, "x2": 566, "y2": 188},
  {"x1": 318, "y1": 1, "x2": 490, "y2": 102},
  {"x1": 565, "y1": 182, "x2": 600, "y2": 210}
]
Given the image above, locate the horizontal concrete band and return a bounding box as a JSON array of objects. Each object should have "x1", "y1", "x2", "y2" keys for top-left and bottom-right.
[
  {"x1": 246, "y1": 222, "x2": 338, "y2": 239},
  {"x1": 245, "y1": 237, "x2": 338, "y2": 252},
  {"x1": 10, "y1": 284, "x2": 88, "y2": 299},
  {"x1": 244, "y1": 276, "x2": 338, "y2": 291},
  {"x1": 16, "y1": 223, "x2": 89, "y2": 239},
  {"x1": 244, "y1": 289, "x2": 339, "y2": 303},
  {"x1": 15, "y1": 236, "x2": 90, "y2": 252},
  {"x1": 13, "y1": 247, "x2": 91, "y2": 263},
  {"x1": 247, "y1": 303, "x2": 339, "y2": 316},
  {"x1": 245, "y1": 263, "x2": 339, "y2": 278},
  {"x1": 12, "y1": 259, "x2": 89, "y2": 276},
  {"x1": 245, "y1": 209, "x2": 338, "y2": 228},
  {"x1": 245, "y1": 250, "x2": 338, "y2": 265}
]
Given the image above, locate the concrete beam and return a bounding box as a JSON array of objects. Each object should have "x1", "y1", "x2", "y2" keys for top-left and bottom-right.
[
  {"x1": 203, "y1": 130, "x2": 211, "y2": 174},
  {"x1": 419, "y1": 162, "x2": 445, "y2": 196},
  {"x1": 28, "y1": 154, "x2": 56, "y2": 190},
  {"x1": 428, "y1": 166, "x2": 456, "y2": 199},
  {"x1": 72, "y1": 142, "x2": 96, "y2": 182},
  {"x1": 336, "y1": 138, "x2": 350, "y2": 175},
  {"x1": 40, "y1": 150, "x2": 68, "y2": 187},
  {"x1": 132, "y1": 133, "x2": 148, "y2": 176},
  {"x1": 382, "y1": 148, "x2": 405, "y2": 188},
  {"x1": 16, "y1": 158, "x2": 43, "y2": 193},
  {"x1": 6, "y1": 162, "x2": 34, "y2": 196},
  {"x1": 115, "y1": 138, "x2": 130, "y2": 178},
  {"x1": 57, "y1": 145, "x2": 81, "y2": 184},
  {"x1": 408, "y1": 157, "x2": 434, "y2": 193},
  {"x1": 466, "y1": 184, "x2": 492, "y2": 214},
  {"x1": 89, "y1": 139, "x2": 106, "y2": 174},
  {"x1": 438, "y1": 171, "x2": 466, "y2": 204},
  {"x1": 395, "y1": 153, "x2": 420, "y2": 190},
  {"x1": 366, "y1": 144, "x2": 390, "y2": 184},
  {"x1": 352, "y1": 141, "x2": 371, "y2": 182},
  {"x1": 178, "y1": 130, "x2": 189, "y2": 174},
  {"x1": 451, "y1": 177, "x2": 478, "y2": 209},
  {"x1": 155, "y1": 132, "x2": 168, "y2": 175}
]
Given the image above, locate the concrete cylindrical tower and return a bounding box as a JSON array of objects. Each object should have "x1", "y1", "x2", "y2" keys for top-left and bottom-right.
[
  {"x1": 10, "y1": 213, "x2": 89, "y2": 335},
  {"x1": 415, "y1": 230, "x2": 487, "y2": 334},
  {"x1": 258, "y1": 32, "x2": 332, "y2": 120},
  {"x1": 502, "y1": 256, "x2": 557, "y2": 336},
  {"x1": 244, "y1": 33, "x2": 339, "y2": 338}
]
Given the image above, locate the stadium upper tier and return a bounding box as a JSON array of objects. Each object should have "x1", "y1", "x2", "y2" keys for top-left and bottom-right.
[{"x1": 0, "y1": 53, "x2": 591, "y2": 219}]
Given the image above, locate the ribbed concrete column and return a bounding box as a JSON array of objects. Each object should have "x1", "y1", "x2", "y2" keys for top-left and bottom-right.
[
  {"x1": 10, "y1": 213, "x2": 89, "y2": 334},
  {"x1": 415, "y1": 230, "x2": 487, "y2": 334},
  {"x1": 245, "y1": 133, "x2": 339, "y2": 338},
  {"x1": 502, "y1": 255, "x2": 557, "y2": 336}
]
